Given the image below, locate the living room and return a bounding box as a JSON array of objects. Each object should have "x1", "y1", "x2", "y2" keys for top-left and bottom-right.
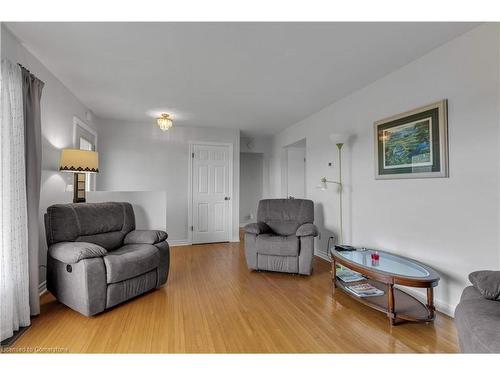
[{"x1": 1, "y1": 0, "x2": 499, "y2": 372}]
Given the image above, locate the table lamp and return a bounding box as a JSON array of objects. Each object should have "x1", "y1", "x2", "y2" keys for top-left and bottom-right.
[{"x1": 59, "y1": 149, "x2": 99, "y2": 203}]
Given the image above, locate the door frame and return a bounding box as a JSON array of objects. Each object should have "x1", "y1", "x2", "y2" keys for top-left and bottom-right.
[{"x1": 188, "y1": 141, "x2": 234, "y2": 244}]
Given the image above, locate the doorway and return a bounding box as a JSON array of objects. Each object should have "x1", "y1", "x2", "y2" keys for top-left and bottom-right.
[
  {"x1": 189, "y1": 142, "x2": 233, "y2": 244},
  {"x1": 284, "y1": 139, "x2": 306, "y2": 199}
]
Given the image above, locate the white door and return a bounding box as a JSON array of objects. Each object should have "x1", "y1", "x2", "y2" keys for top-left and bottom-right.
[{"x1": 192, "y1": 143, "x2": 232, "y2": 244}]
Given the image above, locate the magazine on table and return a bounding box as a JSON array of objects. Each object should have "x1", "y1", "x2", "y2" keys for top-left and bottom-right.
[
  {"x1": 336, "y1": 269, "x2": 365, "y2": 283},
  {"x1": 346, "y1": 283, "x2": 385, "y2": 298}
]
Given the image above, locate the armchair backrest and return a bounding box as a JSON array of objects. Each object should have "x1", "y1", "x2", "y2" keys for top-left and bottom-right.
[
  {"x1": 257, "y1": 199, "x2": 314, "y2": 236},
  {"x1": 44, "y1": 202, "x2": 135, "y2": 250}
]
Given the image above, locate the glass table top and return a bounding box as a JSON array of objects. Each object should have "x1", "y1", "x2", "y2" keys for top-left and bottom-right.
[{"x1": 331, "y1": 248, "x2": 430, "y2": 278}]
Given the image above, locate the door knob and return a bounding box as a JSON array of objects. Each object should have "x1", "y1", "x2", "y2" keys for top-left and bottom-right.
[{"x1": 224, "y1": 197, "x2": 231, "y2": 200}]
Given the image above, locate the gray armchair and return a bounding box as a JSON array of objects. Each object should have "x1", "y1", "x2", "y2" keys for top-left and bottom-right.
[
  {"x1": 244, "y1": 199, "x2": 318, "y2": 275},
  {"x1": 44, "y1": 202, "x2": 169, "y2": 316}
]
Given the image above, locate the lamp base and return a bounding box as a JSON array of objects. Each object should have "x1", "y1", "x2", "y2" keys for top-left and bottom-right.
[{"x1": 73, "y1": 173, "x2": 86, "y2": 203}]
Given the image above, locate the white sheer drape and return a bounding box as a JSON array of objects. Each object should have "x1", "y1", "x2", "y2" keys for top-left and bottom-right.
[{"x1": 0, "y1": 59, "x2": 30, "y2": 341}]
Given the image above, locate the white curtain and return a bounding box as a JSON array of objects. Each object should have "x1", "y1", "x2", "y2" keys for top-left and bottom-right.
[{"x1": 0, "y1": 59, "x2": 30, "y2": 341}]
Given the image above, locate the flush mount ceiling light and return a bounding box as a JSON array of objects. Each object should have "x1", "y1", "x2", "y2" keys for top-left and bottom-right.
[{"x1": 156, "y1": 113, "x2": 173, "y2": 131}]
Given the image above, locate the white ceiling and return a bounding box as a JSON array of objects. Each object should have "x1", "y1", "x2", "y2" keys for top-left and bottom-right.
[{"x1": 6, "y1": 22, "x2": 477, "y2": 136}]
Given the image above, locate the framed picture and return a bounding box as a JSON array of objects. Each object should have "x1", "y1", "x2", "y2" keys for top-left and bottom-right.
[{"x1": 374, "y1": 100, "x2": 448, "y2": 179}]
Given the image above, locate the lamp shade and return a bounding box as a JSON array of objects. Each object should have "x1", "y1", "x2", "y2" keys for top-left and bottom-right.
[{"x1": 59, "y1": 149, "x2": 99, "y2": 173}]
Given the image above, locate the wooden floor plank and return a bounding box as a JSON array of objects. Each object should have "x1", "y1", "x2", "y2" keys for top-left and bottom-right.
[{"x1": 12, "y1": 241, "x2": 459, "y2": 353}]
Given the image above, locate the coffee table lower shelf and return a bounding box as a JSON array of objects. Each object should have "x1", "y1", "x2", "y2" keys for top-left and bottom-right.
[{"x1": 334, "y1": 278, "x2": 434, "y2": 325}]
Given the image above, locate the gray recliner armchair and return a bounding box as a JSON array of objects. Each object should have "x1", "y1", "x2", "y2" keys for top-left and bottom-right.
[
  {"x1": 244, "y1": 199, "x2": 318, "y2": 275},
  {"x1": 44, "y1": 202, "x2": 169, "y2": 316}
]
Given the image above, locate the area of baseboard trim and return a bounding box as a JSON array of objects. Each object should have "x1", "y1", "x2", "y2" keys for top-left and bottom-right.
[{"x1": 168, "y1": 240, "x2": 192, "y2": 246}]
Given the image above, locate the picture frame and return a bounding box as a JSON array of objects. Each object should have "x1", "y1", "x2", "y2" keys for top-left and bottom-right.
[{"x1": 374, "y1": 100, "x2": 448, "y2": 179}]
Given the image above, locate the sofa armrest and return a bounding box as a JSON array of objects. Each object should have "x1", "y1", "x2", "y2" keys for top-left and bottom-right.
[
  {"x1": 124, "y1": 230, "x2": 168, "y2": 245},
  {"x1": 296, "y1": 223, "x2": 318, "y2": 237},
  {"x1": 244, "y1": 222, "x2": 270, "y2": 235},
  {"x1": 48, "y1": 242, "x2": 107, "y2": 264},
  {"x1": 469, "y1": 270, "x2": 500, "y2": 301}
]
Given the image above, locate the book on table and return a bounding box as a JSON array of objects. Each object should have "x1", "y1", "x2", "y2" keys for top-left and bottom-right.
[
  {"x1": 346, "y1": 283, "x2": 385, "y2": 298},
  {"x1": 336, "y1": 269, "x2": 365, "y2": 283}
]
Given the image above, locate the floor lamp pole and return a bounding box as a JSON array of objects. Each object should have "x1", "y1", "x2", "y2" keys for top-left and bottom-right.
[{"x1": 336, "y1": 143, "x2": 344, "y2": 244}]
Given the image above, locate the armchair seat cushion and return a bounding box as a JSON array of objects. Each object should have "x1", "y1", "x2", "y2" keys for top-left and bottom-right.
[
  {"x1": 256, "y1": 234, "x2": 299, "y2": 257},
  {"x1": 104, "y1": 244, "x2": 160, "y2": 284}
]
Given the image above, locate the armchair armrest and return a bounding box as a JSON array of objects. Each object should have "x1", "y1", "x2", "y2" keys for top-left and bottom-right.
[
  {"x1": 124, "y1": 230, "x2": 168, "y2": 245},
  {"x1": 469, "y1": 270, "x2": 500, "y2": 301},
  {"x1": 296, "y1": 223, "x2": 318, "y2": 237},
  {"x1": 48, "y1": 242, "x2": 107, "y2": 264},
  {"x1": 244, "y1": 222, "x2": 270, "y2": 235}
]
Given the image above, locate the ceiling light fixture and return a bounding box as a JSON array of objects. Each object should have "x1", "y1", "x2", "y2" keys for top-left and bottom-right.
[{"x1": 156, "y1": 113, "x2": 173, "y2": 131}]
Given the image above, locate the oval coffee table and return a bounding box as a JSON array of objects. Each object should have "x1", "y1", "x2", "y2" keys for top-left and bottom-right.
[{"x1": 330, "y1": 248, "x2": 440, "y2": 325}]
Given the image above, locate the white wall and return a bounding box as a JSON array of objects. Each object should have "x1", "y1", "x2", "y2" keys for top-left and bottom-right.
[
  {"x1": 270, "y1": 24, "x2": 500, "y2": 315},
  {"x1": 1, "y1": 25, "x2": 99, "y2": 285},
  {"x1": 285, "y1": 146, "x2": 306, "y2": 198},
  {"x1": 240, "y1": 153, "x2": 264, "y2": 225},
  {"x1": 240, "y1": 135, "x2": 273, "y2": 198},
  {"x1": 96, "y1": 118, "x2": 240, "y2": 243}
]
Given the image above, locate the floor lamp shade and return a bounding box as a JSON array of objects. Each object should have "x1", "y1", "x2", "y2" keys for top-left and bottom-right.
[{"x1": 59, "y1": 149, "x2": 99, "y2": 203}]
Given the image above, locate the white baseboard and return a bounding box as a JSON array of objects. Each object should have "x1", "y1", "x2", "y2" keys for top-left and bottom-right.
[
  {"x1": 314, "y1": 248, "x2": 330, "y2": 262},
  {"x1": 168, "y1": 239, "x2": 192, "y2": 246},
  {"x1": 39, "y1": 281, "x2": 47, "y2": 296},
  {"x1": 315, "y1": 247, "x2": 455, "y2": 317}
]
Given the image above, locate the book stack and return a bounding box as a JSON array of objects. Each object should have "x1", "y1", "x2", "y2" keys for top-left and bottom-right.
[
  {"x1": 336, "y1": 269, "x2": 365, "y2": 283},
  {"x1": 346, "y1": 283, "x2": 385, "y2": 298}
]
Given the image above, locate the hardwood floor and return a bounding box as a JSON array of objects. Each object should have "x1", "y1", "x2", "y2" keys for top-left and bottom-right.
[{"x1": 12, "y1": 241, "x2": 459, "y2": 353}]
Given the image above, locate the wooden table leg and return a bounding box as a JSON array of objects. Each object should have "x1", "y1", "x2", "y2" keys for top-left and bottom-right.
[
  {"x1": 388, "y1": 284, "x2": 395, "y2": 325},
  {"x1": 332, "y1": 259, "x2": 337, "y2": 289},
  {"x1": 427, "y1": 287, "x2": 436, "y2": 320}
]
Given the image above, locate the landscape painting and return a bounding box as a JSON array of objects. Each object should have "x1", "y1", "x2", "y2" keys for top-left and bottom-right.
[
  {"x1": 383, "y1": 118, "x2": 432, "y2": 169},
  {"x1": 374, "y1": 100, "x2": 449, "y2": 179}
]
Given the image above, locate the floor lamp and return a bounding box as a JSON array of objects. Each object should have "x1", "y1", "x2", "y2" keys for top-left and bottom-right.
[{"x1": 318, "y1": 142, "x2": 344, "y2": 244}]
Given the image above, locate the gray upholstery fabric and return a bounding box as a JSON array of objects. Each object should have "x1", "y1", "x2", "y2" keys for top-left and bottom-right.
[
  {"x1": 256, "y1": 234, "x2": 299, "y2": 257},
  {"x1": 76, "y1": 231, "x2": 126, "y2": 251},
  {"x1": 257, "y1": 199, "x2": 314, "y2": 236},
  {"x1": 45, "y1": 202, "x2": 135, "y2": 249},
  {"x1": 296, "y1": 223, "x2": 318, "y2": 237},
  {"x1": 154, "y1": 241, "x2": 170, "y2": 287},
  {"x1": 106, "y1": 270, "x2": 158, "y2": 309},
  {"x1": 257, "y1": 254, "x2": 299, "y2": 273},
  {"x1": 244, "y1": 233, "x2": 258, "y2": 270},
  {"x1": 469, "y1": 270, "x2": 500, "y2": 300},
  {"x1": 49, "y1": 242, "x2": 107, "y2": 264},
  {"x1": 124, "y1": 230, "x2": 168, "y2": 245},
  {"x1": 245, "y1": 199, "x2": 317, "y2": 275},
  {"x1": 298, "y1": 236, "x2": 314, "y2": 275},
  {"x1": 455, "y1": 286, "x2": 500, "y2": 353},
  {"x1": 44, "y1": 202, "x2": 170, "y2": 316},
  {"x1": 244, "y1": 222, "x2": 270, "y2": 235},
  {"x1": 104, "y1": 244, "x2": 160, "y2": 284},
  {"x1": 46, "y1": 255, "x2": 107, "y2": 317}
]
